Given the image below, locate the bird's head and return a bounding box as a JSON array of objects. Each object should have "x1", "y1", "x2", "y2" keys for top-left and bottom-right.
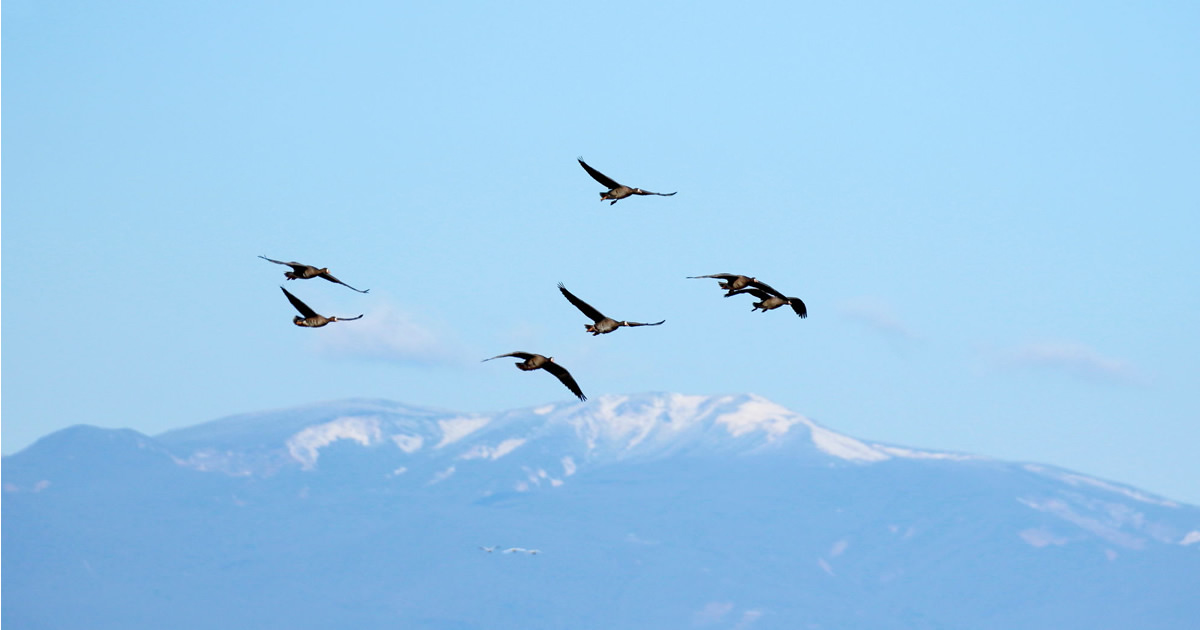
[{"x1": 292, "y1": 316, "x2": 306, "y2": 326}]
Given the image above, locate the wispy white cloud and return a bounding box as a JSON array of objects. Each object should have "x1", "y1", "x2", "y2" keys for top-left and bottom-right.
[
  {"x1": 998, "y1": 340, "x2": 1141, "y2": 384},
  {"x1": 837, "y1": 297, "x2": 918, "y2": 339},
  {"x1": 693, "y1": 602, "x2": 734, "y2": 626},
  {"x1": 734, "y1": 610, "x2": 763, "y2": 630},
  {"x1": 314, "y1": 301, "x2": 462, "y2": 365}
]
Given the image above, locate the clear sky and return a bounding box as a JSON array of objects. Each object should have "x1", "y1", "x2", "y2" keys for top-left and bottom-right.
[{"x1": 4, "y1": 1, "x2": 1198, "y2": 503}]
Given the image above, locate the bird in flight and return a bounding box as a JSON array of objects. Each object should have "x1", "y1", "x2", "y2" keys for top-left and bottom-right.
[
  {"x1": 479, "y1": 546, "x2": 498, "y2": 553},
  {"x1": 578, "y1": 158, "x2": 676, "y2": 205},
  {"x1": 688, "y1": 273, "x2": 760, "y2": 295},
  {"x1": 259, "y1": 256, "x2": 369, "y2": 293},
  {"x1": 280, "y1": 286, "x2": 364, "y2": 327},
  {"x1": 483, "y1": 352, "x2": 586, "y2": 401},
  {"x1": 725, "y1": 279, "x2": 808, "y2": 318},
  {"x1": 558, "y1": 283, "x2": 664, "y2": 336}
]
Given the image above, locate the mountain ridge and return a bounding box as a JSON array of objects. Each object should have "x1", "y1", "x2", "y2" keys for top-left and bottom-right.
[{"x1": 5, "y1": 392, "x2": 1198, "y2": 629}]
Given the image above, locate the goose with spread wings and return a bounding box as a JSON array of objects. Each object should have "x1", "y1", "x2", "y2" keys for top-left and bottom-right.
[
  {"x1": 558, "y1": 283, "x2": 664, "y2": 336},
  {"x1": 688, "y1": 273, "x2": 760, "y2": 295},
  {"x1": 280, "y1": 286, "x2": 364, "y2": 327},
  {"x1": 259, "y1": 256, "x2": 369, "y2": 293},
  {"x1": 578, "y1": 158, "x2": 676, "y2": 205},
  {"x1": 725, "y1": 280, "x2": 808, "y2": 319},
  {"x1": 483, "y1": 352, "x2": 586, "y2": 401}
]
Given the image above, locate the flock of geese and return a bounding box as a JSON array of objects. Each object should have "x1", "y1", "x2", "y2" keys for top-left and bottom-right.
[{"x1": 262, "y1": 158, "x2": 807, "y2": 403}]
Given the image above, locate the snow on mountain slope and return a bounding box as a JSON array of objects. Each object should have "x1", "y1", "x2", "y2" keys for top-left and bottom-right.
[
  {"x1": 5, "y1": 393, "x2": 1199, "y2": 630},
  {"x1": 147, "y1": 393, "x2": 1200, "y2": 553}
]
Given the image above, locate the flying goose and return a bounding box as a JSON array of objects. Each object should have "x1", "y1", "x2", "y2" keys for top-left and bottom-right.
[
  {"x1": 578, "y1": 158, "x2": 676, "y2": 205},
  {"x1": 688, "y1": 273, "x2": 760, "y2": 295},
  {"x1": 483, "y1": 352, "x2": 586, "y2": 401},
  {"x1": 280, "y1": 286, "x2": 364, "y2": 327},
  {"x1": 725, "y1": 280, "x2": 808, "y2": 318},
  {"x1": 259, "y1": 256, "x2": 369, "y2": 293},
  {"x1": 558, "y1": 283, "x2": 665, "y2": 336},
  {"x1": 479, "y1": 546, "x2": 498, "y2": 553}
]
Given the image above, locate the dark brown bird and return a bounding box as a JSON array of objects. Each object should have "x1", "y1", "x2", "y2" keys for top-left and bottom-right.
[
  {"x1": 482, "y1": 352, "x2": 586, "y2": 401},
  {"x1": 280, "y1": 286, "x2": 364, "y2": 327},
  {"x1": 725, "y1": 279, "x2": 808, "y2": 318},
  {"x1": 259, "y1": 256, "x2": 369, "y2": 293},
  {"x1": 578, "y1": 158, "x2": 676, "y2": 205},
  {"x1": 558, "y1": 283, "x2": 665, "y2": 336},
  {"x1": 688, "y1": 273, "x2": 760, "y2": 295}
]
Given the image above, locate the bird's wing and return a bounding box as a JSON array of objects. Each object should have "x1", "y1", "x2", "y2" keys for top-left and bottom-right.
[
  {"x1": 632, "y1": 189, "x2": 677, "y2": 197},
  {"x1": 281, "y1": 287, "x2": 320, "y2": 318},
  {"x1": 621, "y1": 320, "x2": 666, "y2": 328},
  {"x1": 260, "y1": 255, "x2": 304, "y2": 270},
  {"x1": 725, "y1": 288, "x2": 773, "y2": 300},
  {"x1": 747, "y1": 279, "x2": 786, "y2": 297},
  {"x1": 687, "y1": 274, "x2": 738, "y2": 280},
  {"x1": 336, "y1": 314, "x2": 365, "y2": 321},
  {"x1": 558, "y1": 283, "x2": 606, "y2": 322},
  {"x1": 541, "y1": 361, "x2": 586, "y2": 401},
  {"x1": 318, "y1": 271, "x2": 369, "y2": 293},
  {"x1": 788, "y1": 299, "x2": 808, "y2": 319},
  {"x1": 577, "y1": 158, "x2": 621, "y2": 189},
  {"x1": 483, "y1": 352, "x2": 535, "y2": 362}
]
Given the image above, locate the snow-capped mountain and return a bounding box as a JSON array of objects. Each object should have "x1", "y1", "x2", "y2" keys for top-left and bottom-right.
[{"x1": 4, "y1": 393, "x2": 1198, "y2": 630}]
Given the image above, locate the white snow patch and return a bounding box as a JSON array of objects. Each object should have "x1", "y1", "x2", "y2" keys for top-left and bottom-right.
[
  {"x1": 561, "y1": 456, "x2": 577, "y2": 477},
  {"x1": 458, "y1": 438, "x2": 527, "y2": 461},
  {"x1": 436, "y1": 416, "x2": 491, "y2": 448},
  {"x1": 1180, "y1": 531, "x2": 1200, "y2": 546},
  {"x1": 715, "y1": 397, "x2": 800, "y2": 439},
  {"x1": 391, "y1": 434, "x2": 424, "y2": 454},
  {"x1": 1018, "y1": 497, "x2": 1147, "y2": 549},
  {"x1": 802, "y1": 418, "x2": 890, "y2": 462},
  {"x1": 874, "y1": 445, "x2": 975, "y2": 461},
  {"x1": 286, "y1": 416, "x2": 382, "y2": 470},
  {"x1": 1049, "y1": 468, "x2": 1176, "y2": 507}
]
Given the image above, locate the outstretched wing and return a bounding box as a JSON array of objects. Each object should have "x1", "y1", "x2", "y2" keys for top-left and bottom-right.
[
  {"x1": 725, "y1": 287, "x2": 773, "y2": 300},
  {"x1": 577, "y1": 158, "x2": 621, "y2": 189},
  {"x1": 336, "y1": 313, "x2": 365, "y2": 321},
  {"x1": 281, "y1": 286, "x2": 319, "y2": 318},
  {"x1": 483, "y1": 351, "x2": 535, "y2": 362},
  {"x1": 558, "y1": 283, "x2": 606, "y2": 323},
  {"x1": 260, "y1": 255, "x2": 305, "y2": 271},
  {"x1": 788, "y1": 299, "x2": 808, "y2": 319},
  {"x1": 632, "y1": 189, "x2": 677, "y2": 197},
  {"x1": 541, "y1": 360, "x2": 586, "y2": 401},
  {"x1": 747, "y1": 279, "x2": 786, "y2": 298},
  {"x1": 622, "y1": 320, "x2": 666, "y2": 328},
  {"x1": 317, "y1": 271, "x2": 369, "y2": 293},
  {"x1": 687, "y1": 273, "x2": 739, "y2": 281}
]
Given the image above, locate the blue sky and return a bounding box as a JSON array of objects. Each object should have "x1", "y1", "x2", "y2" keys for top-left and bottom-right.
[{"x1": 5, "y1": 1, "x2": 1198, "y2": 503}]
